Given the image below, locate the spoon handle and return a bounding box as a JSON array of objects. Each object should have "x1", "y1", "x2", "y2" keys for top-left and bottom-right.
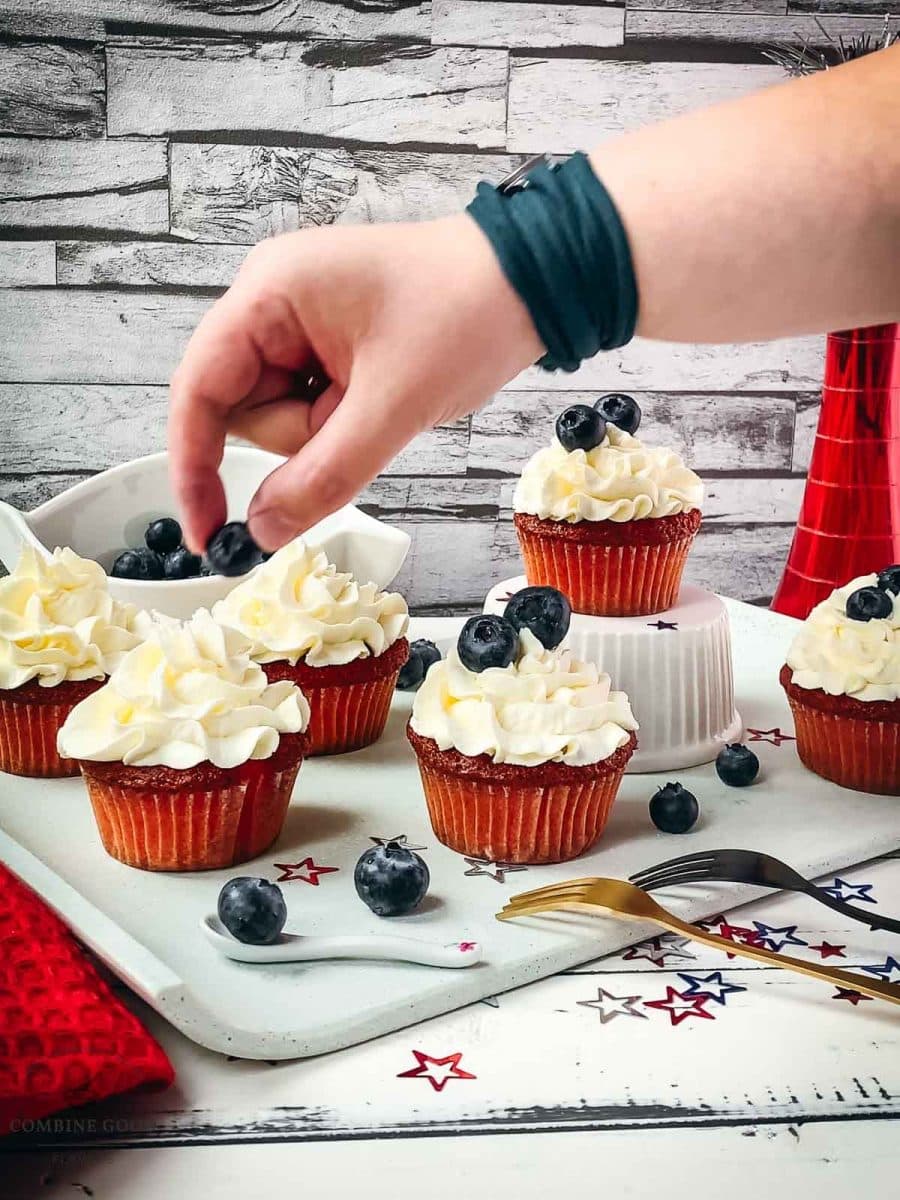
[{"x1": 282, "y1": 935, "x2": 482, "y2": 968}]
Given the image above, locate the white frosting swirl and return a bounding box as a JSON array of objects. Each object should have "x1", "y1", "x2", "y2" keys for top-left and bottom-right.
[
  {"x1": 57, "y1": 609, "x2": 310, "y2": 769},
  {"x1": 786, "y1": 574, "x2": 900, "y2": 702},
  {"x1": 410, "y1": 629, "x2": 637, "y2": 767},
  {"x1": 513, "y1": 425, "x2": 704, "y2": 523},
  {"x1": 0, "y1": 546, "x2": 140, "y2": 690},
  {"x1": 212, "y1": 538, "x2": 408, "y2": 669}
]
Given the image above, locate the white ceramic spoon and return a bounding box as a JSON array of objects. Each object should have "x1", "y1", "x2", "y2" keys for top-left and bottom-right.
[{"x1": 201, "y1": 915, "x2": 483, "y2": 969}]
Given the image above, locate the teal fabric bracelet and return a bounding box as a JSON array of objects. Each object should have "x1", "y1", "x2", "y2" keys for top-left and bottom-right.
[{"x1": 466, "y1": 152, "x2": 638, "y2": 373}]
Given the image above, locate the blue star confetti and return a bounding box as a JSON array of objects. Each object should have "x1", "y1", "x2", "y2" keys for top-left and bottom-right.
[
  {"x1": 677, "y1": 971, "x2": 747, "y2": 1006},
  {"x1": 821, "y1": 877, "x2": 877, "y2": 905},
  {"x1": 860, "y1": 956, "x2": 900, "y2": 982},
  {"x1": 751, "y1": 922, "x2": 807, "y2": 952}
]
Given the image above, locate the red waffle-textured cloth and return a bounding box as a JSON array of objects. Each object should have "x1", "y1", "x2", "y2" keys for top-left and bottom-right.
[{"x1": 0, "y1": 863, "x2": 174, "y2": 1136}]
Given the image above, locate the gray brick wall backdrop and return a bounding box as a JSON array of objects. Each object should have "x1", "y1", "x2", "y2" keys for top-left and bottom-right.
[{"x1": 0, "y1": 1, "x2": 894, "y2": 612}]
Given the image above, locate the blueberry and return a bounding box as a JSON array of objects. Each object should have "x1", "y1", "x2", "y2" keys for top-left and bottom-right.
[
  {"x1": 555, "y1": 404, "x2": 606, "y2": 453},
  {"x1": 876, "y1": 564, "x2": 900, "y2": 596},
  {"x1": 397, "y1": 639, "x2": 442, "y2": 692},
  {"x1": 457, "y1": 615, "x2": 518, "y2": 673},
  {"x1": 503, "y1": 585, "x2": 571, "y2": 650},
  {"x1": 354, "y1": 842, "x2": 430, "y2": 917},
  {"x1": 715, "y1": 743, "x2": 759, "y2": 788},
  {"x1": 594, "y1": 393, "x2": 641, "y2": 436},
  {"x1": 217, "y1": 877, "x2": 287, "y2": 945},
  {"x1": 846, "y1": 586, "x2": 893, "y2": 622},
  {"x1": 163, "y1": 546, "x2": 203, "y2": 580},
  {"x1": 199, "y1": 558, "x2": 216, "y2": 577},
  {"x1": 111, "y1": 547, "x2": 164, "y2": 581},
  {"x1": 206, "y1": 522, "x2": 263, "y2": 577},
  {"x1": 649, "y1": 782, "x2": 699, "y2": 834},
  {"x1": 145, "y1": 517, "x2": 182, "y2": 555}
]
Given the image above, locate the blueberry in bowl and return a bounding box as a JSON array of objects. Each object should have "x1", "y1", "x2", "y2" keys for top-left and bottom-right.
[
  {"x1": 218, "y1": 877, "x2": 287, "y2": 945},
  {"x1": 397, "y1": 639, "x2": 442, "y2": 691},
  {"x1": 145, "y1": 517, "x2": 183, "y2": 556},
  {"x1": 457, "y1": 614, "x2": 518, "y2": 673},
  {"x1": 206, "y1": 521, "x2": 264, "y2": 578},
  {"x1": 111, "y1": 547, "x2": 164, "y2": 581},
  {"x1": 355, "y1": 842, "x2": 430, "y2": 917},
  {"x1": 503, "y1": 586, "x2": 571, "y2": 650},
  {"x1": 163, "y1": 546, "x2": 203, "y2": 580}
]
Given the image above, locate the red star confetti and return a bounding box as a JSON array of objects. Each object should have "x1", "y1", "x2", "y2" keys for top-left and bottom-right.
[
  {"x1": 707, "y1": 919, "x2": 766, "y2": 959},
  {"x1": 810, "y1": 941, "x2": 846, "y2": 960},
  {"x1": 746, "y1": 727, "x2": 795, "y2": 747},
  {"x1": 832, "y1": 988, "x2": 872, "y2": 1006},
  {"x1": 644, "y1": 986, "x2": 717, "y2": 1027},
  {"x1": 397, "y1": 1051, "x2": 477, "y2": 1092},
  {"x1": 273, "y1": 857, "x2": 339, "y2": 886}
]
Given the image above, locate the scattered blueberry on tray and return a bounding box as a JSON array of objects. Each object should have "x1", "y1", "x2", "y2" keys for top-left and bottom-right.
[
  {"x1": 397, "y1": 639, "x2": 442, "y2": 691},
  {"x1": 715, "y1": 743, "x2": 760, "y2": 787},
  {"x1": 354, "y1": 841, "x2": 430, "y2": 917},
  {"x1": 503, "y1": 585, "x2": 571, "y2": 650},
  {"x1": 218, "y1": 877, "x2": 288, "y2": 945},
  {"x1": 650, "y1": 782, "x2": 700, "y2": 834},
  {"x1": 206, "y1": 521, "x2": 264, "y2": 578}
]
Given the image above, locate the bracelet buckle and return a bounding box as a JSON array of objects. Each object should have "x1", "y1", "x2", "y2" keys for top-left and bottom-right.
[{"x1": 497, "y1": 153, "x2": 555, "y2": 195}]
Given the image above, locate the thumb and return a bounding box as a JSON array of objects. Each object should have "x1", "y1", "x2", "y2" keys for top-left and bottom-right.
[{"x1": 247, "y1": 372, "x2": 421, "y2": 550}]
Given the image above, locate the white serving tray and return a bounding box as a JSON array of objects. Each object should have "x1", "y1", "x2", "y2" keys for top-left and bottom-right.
[{"x1": 1, "y1": 601, "x2": 898, "y2": 1060}]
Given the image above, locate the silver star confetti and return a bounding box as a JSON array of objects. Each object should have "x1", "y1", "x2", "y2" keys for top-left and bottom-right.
[{"x1": 577, "y1": 987, "x2": 648, "y2": 1024}]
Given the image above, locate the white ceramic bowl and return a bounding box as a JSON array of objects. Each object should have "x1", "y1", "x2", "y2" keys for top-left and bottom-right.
[{"x1": 0, "y1": 446, "x2": 410, "y2": 620}]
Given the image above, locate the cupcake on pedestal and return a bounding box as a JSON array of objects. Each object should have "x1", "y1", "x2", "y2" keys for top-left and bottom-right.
[
  {"x1": 513, "y1": 395, "x2": 703, "y2": 617},
  {"x1": 407, "y1": 588, "x2": 638, "y2": 864},
  {"x1": 58, "y1": 610, "x2": 310, "y2": 871},
  {"x1": 781, "y1": 567, "x2": 900, "y2": 795},
  {"x1": 0, "y1": 547, "x2": 140, "y2": 777},
  {"x1": 213, "y1": 538, "x2": 408, "y2": 756}
]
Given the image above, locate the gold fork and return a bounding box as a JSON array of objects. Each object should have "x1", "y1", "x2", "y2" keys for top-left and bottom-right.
[{"x1": 497, "y1": 877, "x2": 900, "y2": 1007}]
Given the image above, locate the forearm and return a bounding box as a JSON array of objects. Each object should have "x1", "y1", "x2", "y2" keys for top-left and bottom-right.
[{"x1": 592, "y1": 45, "x2": 900, "y2": 343}]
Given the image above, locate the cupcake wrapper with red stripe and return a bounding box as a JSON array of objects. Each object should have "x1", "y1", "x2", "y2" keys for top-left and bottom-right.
[
  {"x1": 784, "y1": 694, "x2": 900, "y2": 796},
  {"x1": 80, "y1": 754, "x2": 304, "y2": 872},
  {"x1": 407, "y1": 727, "x2": 636, "y2": 864},
  {"x1": 0, "y1": 679, "x2": 104, "y2": 778},
  {"x1": 514, "y1": 513, "x2": 699, "y2": 617},
  {"x1": 262, "y1": 638, "x2": 408, "y2": 757}
]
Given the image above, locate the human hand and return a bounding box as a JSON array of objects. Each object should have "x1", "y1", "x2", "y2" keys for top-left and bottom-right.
[{"x1": 168, "y1": 213, "x2": 543, "y2": 553}]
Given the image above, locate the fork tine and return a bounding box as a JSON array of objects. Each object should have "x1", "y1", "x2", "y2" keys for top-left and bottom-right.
[
  {"x1": 497, "y1": 897, "x2": 591, "y2": 921},
  {"x1": 506, "y1": 877, "x2": 601, "y2": 904},
  {"x1": 631, "y1": 866, "x2": 719, "y2": 890},
  {"x1": 629, "y1": 851, "x2": 717, "y2": 882}
]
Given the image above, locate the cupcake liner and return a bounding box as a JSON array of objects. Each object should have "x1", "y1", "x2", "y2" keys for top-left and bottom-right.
[
  {"x1": 0, "y1": 679, "x2": 104, "y2": 778},
  {"x1": 408, "y1": 726, "x2": 636, "y2": 864},
  {"x1": 79, "y1": 738, "x2": 306, "y2": 871},
  {"x1": 514, "y1": 512, "x2": 699, "y2": 617},
  {"x1": 780, "y1": 665, "x2": 900, "y2": 796},
  {"x1": 262, "y1": 638, "x2": 408, "y2": 756}
]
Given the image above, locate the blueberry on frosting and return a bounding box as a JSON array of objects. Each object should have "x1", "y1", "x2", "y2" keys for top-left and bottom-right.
[
  {"x1": 555, "y1": 404, "x2": 606, "y2": 453},
  {"x1": 595, "y1": 393, "x2": 641, "y2": 435},
  {"x1": 457, "y1": 615, "x2": 518, "y2": 673},
  {"x1": 846, "y1": 585, "x2": 893, "y2": 623},
  {"x1": 503, "y1": 585, "x2": 571, "y2": 651},
  {"x1": 877, "y1": 564, "x2": 900, "y2": 596}
]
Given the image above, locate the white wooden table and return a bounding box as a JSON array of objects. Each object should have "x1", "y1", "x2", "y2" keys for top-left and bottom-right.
[{"x1": 3, "y1": 846, "x2": 900, "y2": 1197}]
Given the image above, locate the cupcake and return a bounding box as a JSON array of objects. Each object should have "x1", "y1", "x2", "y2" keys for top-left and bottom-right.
[
  {"x1": 407, "y1": 588, "x2": 638, "y2": 863},
  {"x1": 513, "y1": 396, "x2": 703, "y2": 616},
  {"x1": 57, "y1": 610, "x2": 310, "y2": 870},
  {"x1": 780, "y1": 568, "x2": 900, "y2": 795},
  {"x1": 213, "y1": 538, "x2": 408, "y2": 756},
  {"x1": 0, "y1": 546, "x2": 140, "y2": 777}
]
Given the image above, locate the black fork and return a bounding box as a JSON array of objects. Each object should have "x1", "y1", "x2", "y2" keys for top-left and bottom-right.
[{"x1": 630, "y1": 848, "x2": 900, "y2": 936}]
